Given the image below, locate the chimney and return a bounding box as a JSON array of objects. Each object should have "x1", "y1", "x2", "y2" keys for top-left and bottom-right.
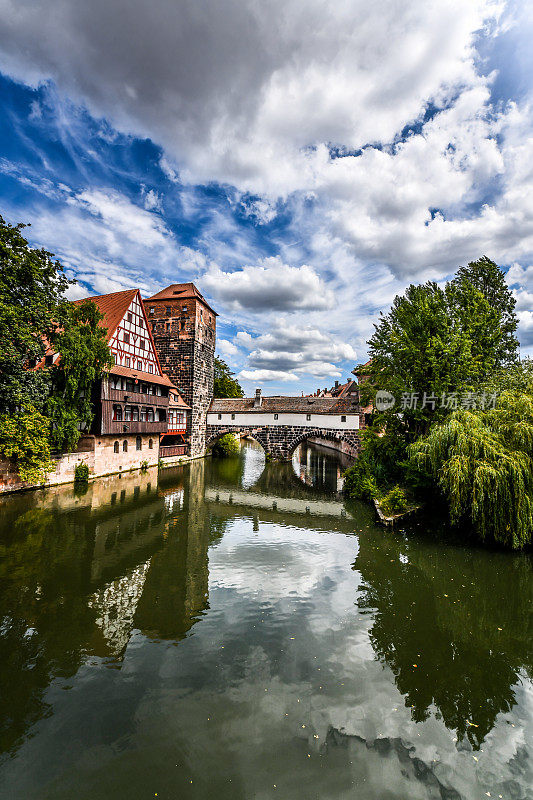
[
  {"x1": 335, "y1": 380, "x2": 340, "y2": 388},
  {"x1": 254, "y1": 387, "x2": 262, "y2": 407}
]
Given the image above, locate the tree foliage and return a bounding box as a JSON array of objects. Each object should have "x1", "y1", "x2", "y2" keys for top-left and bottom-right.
[
  {"x1": 0, "y1": 406, "x2": 54, "y2": 483},
  {"x1": 212, "y1": 433, "x2": 240, "y2": 457},
  {"x1": 214, "y1": 356, "x2": 244, "y2": 398},
  {"x1": 410, "y1": 387, "x2": 533, "y2": 549},
  {"x1": 364, "y1": 257, "x2": 519, "y2": 438},
  {"x1": 0, "y1": 216, "x2": 71, "y2": 413},
  {"x1": 46, "y1": 300, "x2": 114, "y2": 452}
]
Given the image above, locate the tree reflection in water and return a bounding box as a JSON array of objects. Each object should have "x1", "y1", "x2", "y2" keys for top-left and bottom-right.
[{"x1": 355, "y1": 524, "x2": 532, "y2": 749}]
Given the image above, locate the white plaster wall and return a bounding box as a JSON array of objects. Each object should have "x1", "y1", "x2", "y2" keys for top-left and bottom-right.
[{"x1": 207, "y1": 412, "x2": 360, "y2": 430}]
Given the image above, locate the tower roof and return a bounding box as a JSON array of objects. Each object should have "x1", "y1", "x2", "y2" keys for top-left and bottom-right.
[{"x1": 144, "y1": 282, "x2": 218, "y2": 315}]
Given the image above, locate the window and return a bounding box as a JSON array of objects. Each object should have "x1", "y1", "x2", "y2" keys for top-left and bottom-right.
[
  {"x1": 218, "y1": 413, "x2": 222, "y2": 420},
  {"x1": 182, "y1": 305, "x2": 188, "y2": 312},
  {"x1": 149, "y1": 307, "x2": 154, "y2": 315},
  {"x1": 122, "y1": 440, "x2": 128, "y2": 452},
  {"x1": 306, "y1": 414, "x2": 311, "y2": 421},
  {"x1": 165, "y1": 306, "x2": 171, "y2": 315},
  {"x1": 231, "y1": 413, "x2": 235, "y2": 420},
  {"x1": 127, "y1": 312, "x2": 133, "y2": 322},
  {"x1": 137, "y1": 360, "x2": 143, "y2": 371},
  {"x1": 136, "y1": 436, "x2": 142, "y2": 451},
  {"x1": 156, "y1": 385, "x2": 162, "y2": 396},
  {"x1": 147, "y1": 408, "x2": 154, "y2": 422},
  {"x1": 124, "y1": 406, "x2": 132, "y2": 421},
  {"x1": 274, "y1": 413, "x2": 278, "y2": 420},
  {"x1": 168, "y1": 411, "x2": 175, "y2": 426},
  {"x1": 140, "y1": 339, "x2": 145, "y2": 349},
  {"x1": 124, "y1": 356, "x2": 131, "y2": 367},
  {"x1": 176, "y1": 412, "x2": 185, "y2": 426},
  {"x1": 148, "y1": 439, "x2": 153, "y2": 449},
  {"x1": 157, "y1": 409, "x2": 167, "y2": 422},
  {"x1": 114, "y1": 441, "x2": 119, "y2": 453},
  {"x1": 148, "y1": 364, "x2": 154, "y2": 374},
  {"x1": 341, "y1": 415, "x2": 346, "y2": 422},
  {"x1": 139, "y1": 319, "x2": 143, "y2": 328},
  {"x1": 123, "y1": 332, "x2": 130, "y2": 343},
  {"x1": 112, "y1": 405, "x2": 123, "y2": 421},
  {"x1": 132, "y1": 406, "x2": 139, "y2": 421},
  {"x1": 140, "y1": 382, "x2": 148, "y2": 394},
  {"x1": 141, "y1": 407, "x2": 147, "y2": 422}
]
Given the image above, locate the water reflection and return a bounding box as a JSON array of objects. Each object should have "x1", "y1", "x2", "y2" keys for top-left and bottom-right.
[
  {"x1": 355, "y1": 526, "x2": 533, "y2": 750},
  {"x1": 0, "y1": 443, "x2": 531, "y2": 800}
]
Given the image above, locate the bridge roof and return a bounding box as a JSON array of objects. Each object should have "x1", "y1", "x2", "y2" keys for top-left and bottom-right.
[{"x1": 209, "y1": 396, "x2": 362, "y2": 415}]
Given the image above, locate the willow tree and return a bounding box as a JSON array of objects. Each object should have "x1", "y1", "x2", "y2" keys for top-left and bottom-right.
[{"x1": 410, "y1": 389, "x2": 533, "y2": 549}]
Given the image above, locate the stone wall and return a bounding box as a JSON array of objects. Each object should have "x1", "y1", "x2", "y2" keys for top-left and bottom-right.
[
  {"x1": 206, "y1": 424, "x2": 361, "y2": 461},
  {"x1": 0, "y1": 433, "x2": 160, "y2": 495},
  {"x1": 149, "y1": 302, "x2": 215, "y2": 459}
]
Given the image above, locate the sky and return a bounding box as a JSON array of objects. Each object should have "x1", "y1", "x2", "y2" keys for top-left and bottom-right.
[{"x1": 0, "y1": 0, "x2": 532, "y2": 396}]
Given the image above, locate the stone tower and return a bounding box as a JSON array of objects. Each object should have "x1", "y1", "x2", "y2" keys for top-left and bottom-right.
[{"x1": 143, "y1": 283, "x2": 217, "y2": 458}]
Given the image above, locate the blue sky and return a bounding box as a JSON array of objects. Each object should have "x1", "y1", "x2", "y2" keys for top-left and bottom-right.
[{"x1": 0, "y1": 0, "x2": 532, "y2": 395}]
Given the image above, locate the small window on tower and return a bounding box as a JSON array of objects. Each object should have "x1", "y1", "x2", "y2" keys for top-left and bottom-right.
[
  {"x1": 149, "y1": 307, "x2": 154, "y2": 315},
  {"x1": 341, "y1": 415, "x2": 346, "y2": 422},
  {"x1": 274, "y1": 413, "x2": 278, "y2": 420},
  {"x1": 306, "y1": 414, "x2": 311, "y2": 421}
]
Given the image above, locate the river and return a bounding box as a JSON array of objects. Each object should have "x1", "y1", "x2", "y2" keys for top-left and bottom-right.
[{"x1": 0, "y1": 440, "x2": 531, "y2": 800}]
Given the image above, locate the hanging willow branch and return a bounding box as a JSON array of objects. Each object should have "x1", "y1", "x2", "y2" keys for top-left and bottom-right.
[{"x1": 410, "y1": 392, "x2": 533, "y2": 549}]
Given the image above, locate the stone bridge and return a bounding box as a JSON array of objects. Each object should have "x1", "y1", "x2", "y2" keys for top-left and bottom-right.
[{"x1": 205, "y1": 423, "x2": 361, "y2": 461}]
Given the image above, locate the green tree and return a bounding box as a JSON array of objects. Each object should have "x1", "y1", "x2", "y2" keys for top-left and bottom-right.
[
  {"x1": 449, "y1": 256, "x2": 518, "y2": 367},
  {"x1": 0, "y1": 406, "x2": 54, "y2": 483},
  {"x1": 46, "y1": 300, "x2": 114, "y2": 452},
  {"x1": 410, "y1": 387, "x2": 533, "y2": 549},
  {"x1": 214, "y1": 356, "x2": 244, "y2": 398},
  {"x1": 365, "y1": 258, "x2": 519, "y2": 438},
  {"x1": 0, "y1": 216, "x2": 71, "y2": 413}
]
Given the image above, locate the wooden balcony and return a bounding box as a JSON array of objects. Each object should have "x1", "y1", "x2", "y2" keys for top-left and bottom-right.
[
  {"x1": 165, "y1": 426, "x2": 187, "y2": 435},
  {"x1": 106, "y1": 388, "x2": 169, "y2": 406},
  {"x1": 160, "y1": 444, "x2": 188, "y2": 458},
  {"x1": 102, "y1": 419, "x2": 168, "y2": 435}
]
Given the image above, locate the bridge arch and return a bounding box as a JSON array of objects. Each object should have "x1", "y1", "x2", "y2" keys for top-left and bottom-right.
[
  {"x1": 206, "y1": 427, "x2": 269, "y2": 456},
  {"x1": 287, "y1": 430, "x2": 360, "y2": 460}
]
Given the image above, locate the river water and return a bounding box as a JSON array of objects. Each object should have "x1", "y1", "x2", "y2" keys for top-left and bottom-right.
[{"x1": 0, "y1": 440, "x2": 531, "y2": 800}]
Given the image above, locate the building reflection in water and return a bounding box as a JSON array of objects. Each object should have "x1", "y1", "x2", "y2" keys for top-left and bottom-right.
[{"x1": 0, "y1": 461, "x2": 212, "y2": 755}]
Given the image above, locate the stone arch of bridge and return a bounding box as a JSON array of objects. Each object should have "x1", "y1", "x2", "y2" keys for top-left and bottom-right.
[
  {"x1": 206, "y1": 427, "x2": 270, "y2": 456},
  {"x1": 286, "y1": 430, "x2": 360, "y2": 460}
]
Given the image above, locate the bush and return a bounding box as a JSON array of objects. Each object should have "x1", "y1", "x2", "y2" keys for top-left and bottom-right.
[
  {"x1": 343, "y1": 460, "x2": 379, "y2": 501},
  {"x1": 379, "y1": 485, "x2": 408, "y2": 516},
  {"x1": 0, "y1": 406, "x2": 54, "y2": 484},
  {"x1": 212, "y1": 433, "x2": 240, "y2": 457},
  {"x1": 140, "y1": 460, "x2": 149, "y2": 472},
  {"x1": 74, "y1": 461, "x2": 89, "y2": 483}
]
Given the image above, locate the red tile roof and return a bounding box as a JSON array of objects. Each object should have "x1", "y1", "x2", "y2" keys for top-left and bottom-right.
[
  {"x1": 144, "y1": 282, "x2": 218, "y2": 315},
  {"x1": 72, "y1": 289, "x2": 138, "y2": 343}
]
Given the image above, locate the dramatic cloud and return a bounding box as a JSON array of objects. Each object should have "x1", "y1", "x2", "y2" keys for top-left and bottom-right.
[
  {"x1": 1, "y1": 0, "x2": 532, "y2": 386},
  {"x1": 202, "y1": 258, "x2": 334, "y2": 312},
  {"x1": 234, "y1": 321, "x2": 356, "y2": 384},
  {"x1": 0, "y1": 0, "x2": 504, "y2": 195}
]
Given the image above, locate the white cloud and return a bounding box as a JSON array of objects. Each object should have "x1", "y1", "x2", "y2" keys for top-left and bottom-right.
[
  {"x1": 234, "y1": 320, "x2": 356, "y2": 384},
  {"x1": 202, "y1": 257, "x2": 334, "y2": 312},
  {"x1": 237, "y1": 369, "x2": 299, "y2": 383},
  {"x1": 217, "y1": 339, "x2": 239, "y2": 357}
]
